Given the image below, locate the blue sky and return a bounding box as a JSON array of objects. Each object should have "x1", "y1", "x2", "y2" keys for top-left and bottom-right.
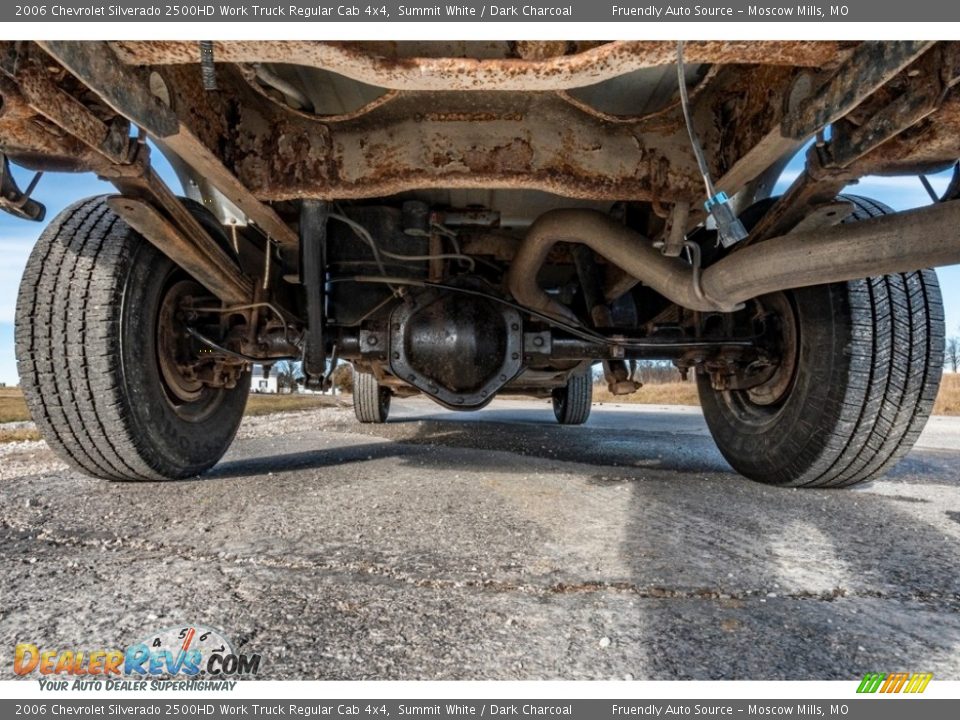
[
  {"x1": 0, "y1": 150, "x2": 959, "y2": 385},
  {"x1": 0, "y1": 153, "x2": 181, "y2": 385}
]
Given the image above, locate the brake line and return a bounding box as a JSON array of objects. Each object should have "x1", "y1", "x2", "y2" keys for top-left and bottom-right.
[{"x1": 329, "y1": 276, "x2": 755, "y2": 351}]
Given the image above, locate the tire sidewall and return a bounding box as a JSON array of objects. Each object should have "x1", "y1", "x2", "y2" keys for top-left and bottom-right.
[
  {"x1": 698, "y1": 283, "x2": 859, "y2": 485},
  {"x1": 118, "y1": 236, "x2": 250, "y2": 479},
  {"x1": 551, "y1": 386, "x2": 568, "y2": 423}
]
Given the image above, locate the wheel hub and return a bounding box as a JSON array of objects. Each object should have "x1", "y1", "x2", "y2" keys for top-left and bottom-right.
[
  {"x1": 746, "y1": 293, "x2": 799, "y2": 407},
  {"x1": 156, "y1": 280, "x2": 207, "y2": 404}
]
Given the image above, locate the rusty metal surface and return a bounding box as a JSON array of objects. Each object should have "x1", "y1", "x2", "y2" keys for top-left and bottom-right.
[
  {"x1": 230, "y1": 89, "x2": 706, "y2": 201},
  {"x1": 171, "y1": 60, "x2": 802, "y2": 203},
  {"x1": 36, "y1": 41, "x2": 179, "y2": 137},
  {"x1": 851, "y1": 92, "x2": 960, "y2": 175},
  {"x1": 829, "y1": 45, "x2": 960, "y2": 175},
  {"x1": 36, "y1": 41, "x2": 298, "y2": 252},
  {"x1": 111, "y1": 40, "x2": 850, "y2": 92},
  {"x1": 7, "y1": 49, "x2": 131, "y2": 165},
  {"x1": 826, "y1": 80, "x2": 944, "y2": 169},
  {"x1": 170, "y1": 59, "x2": 804, "y2": 205},
  {"x1": 108, "y1": 195, "x2": 253, "y2": 304},
  {"x1": 782, "y1": 41, "x2": 935, "y2": 139},
  {"x1": 0, "y1": 73, "x2": 122, "y2": 173},
  {"x1": 745, "y1": 45, "x2": 960, "y2": 244},
  {"x1": 696, "y1": 64, "x2": 808, "y2": 212},
  {"x1": 5, "y1": 39, "x2": 960, "y2": 218}
]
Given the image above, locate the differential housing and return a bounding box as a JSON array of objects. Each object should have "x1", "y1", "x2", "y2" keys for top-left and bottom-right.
[{"x1": 388, "y1": 290, "x2": 523, "y2": 410}]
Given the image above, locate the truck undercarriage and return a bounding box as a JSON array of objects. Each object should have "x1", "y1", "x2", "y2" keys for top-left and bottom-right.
[{"x1": 2, "y1": 40, "x2": 956, "y2": 485}]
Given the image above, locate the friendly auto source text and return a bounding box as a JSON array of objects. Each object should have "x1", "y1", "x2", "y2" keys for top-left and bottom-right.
[{"x1": 611, "y1": 5, "x2": 842, "y2": 16}]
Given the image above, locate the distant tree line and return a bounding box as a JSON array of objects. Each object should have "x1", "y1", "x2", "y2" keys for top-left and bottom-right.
[{"x1": 592, "y1": 360, "x2": 687, "y2": 385}]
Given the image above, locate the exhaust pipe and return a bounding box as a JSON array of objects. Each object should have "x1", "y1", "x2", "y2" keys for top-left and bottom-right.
[
  {"x1": 506, "y1": 209, "x2": 726, "y2": 319},
  {"x1": 508, "y1": 201, "x2": 960, "y2": 316},
  {"x1": 701, "y1": 200, "x2": 960, "y2": 305}
]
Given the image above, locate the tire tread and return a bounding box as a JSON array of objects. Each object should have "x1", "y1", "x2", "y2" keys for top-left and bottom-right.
[
  {"x1": 698, "y1": 194, "x2": 943, "y2": 488},
  {"x1": 553, "y1": 370, "x2": 592, "y2": 425},
  {"x1": 15, "y1": 196, "x2": 245, "y2": 481},
  {"x1": 353, "y1": 370, "x2": 390, "y2": 423}
]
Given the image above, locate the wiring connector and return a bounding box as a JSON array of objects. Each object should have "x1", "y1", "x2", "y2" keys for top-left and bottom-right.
[
  {"x1": 677, "y1": 42, "x2": 748, "y2": 249},
  {"x1": 704, "y1": 192, "x2": 748, "y2": 248}
]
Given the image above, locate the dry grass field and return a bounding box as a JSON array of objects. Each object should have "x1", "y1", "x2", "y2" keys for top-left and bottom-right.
[
  {"x1": 934, "y1": 373, "x2": 960, "y2": 415},
  {"x1": 593, "y1": 380, "x2": 700, "y2": 406},
  {"x1": 0, "y1": 387, "x2": 29, "y2": 424},
  {"x1": 0, "y1": 427, "x2": 41, "y2": 442},
  {"x1": 0, "y1": 386, "x2": 344, "y2": 423},
  {"x1": 595, "y1": 373, "x2": 960, "y2": 416},
  {"x1": 0, "y1": 375, "x2": 958, "y2": 443},
  {"x1": 245, "y1": 393, "x2": 345, "y2": 415},
  {"x1": 0, "y1": 387, "x2": 344, "y2": 443},
  {"x1": 0, "y1": 387, "x2": 40, "y2": 443}
]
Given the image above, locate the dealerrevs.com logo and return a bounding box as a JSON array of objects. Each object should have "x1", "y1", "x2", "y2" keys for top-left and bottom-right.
[{"x1": 14, "y1": 624, "x2": 261, "y2": 690}]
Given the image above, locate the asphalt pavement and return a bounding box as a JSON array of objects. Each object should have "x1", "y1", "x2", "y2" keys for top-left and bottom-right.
[{"x1": 1, "y1": 398, "x2": 959, "y2": 680}]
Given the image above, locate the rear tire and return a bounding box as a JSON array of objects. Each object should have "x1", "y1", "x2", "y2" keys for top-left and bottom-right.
[
  {"x1": 698, "y1": 196, "x2": 944, "y2": 487},
  {"x1": 353, "y1": 370, "x2": 391, "y2": 423},
  {"x1": 552, "y1": 369, "x2": 593, "y2": 425},
  {"x1": 15, "y1": 196, "x2": 250, "y2": 481}
]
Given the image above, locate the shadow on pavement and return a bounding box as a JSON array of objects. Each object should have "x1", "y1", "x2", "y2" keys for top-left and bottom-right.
[{"x1": 206, "y1": 406, "x2": 960, "y2": 679}]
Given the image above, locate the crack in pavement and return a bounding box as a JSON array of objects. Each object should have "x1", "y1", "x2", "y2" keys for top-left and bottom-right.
[{"x1": 3, "y1": 520, "x2": 955, "y2": 607}]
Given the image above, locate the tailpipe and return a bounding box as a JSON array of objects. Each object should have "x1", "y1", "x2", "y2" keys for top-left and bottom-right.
[{"x1": 508, "y1": 202, "x2": 960, "y2": 317}]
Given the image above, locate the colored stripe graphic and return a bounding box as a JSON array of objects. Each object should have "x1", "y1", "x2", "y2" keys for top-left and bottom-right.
[
  {"x1": 904, "y1": 673, "x2": 934, "y2": 694},
  {"x1": 857, "y1": 673, "x2": 885, "y2": 693},
  {"x1": 883, "y1": 672, "x2": 909, "y2": 693},
  {"x1": 857, "y1": 672, "x2": 932, "y2": 694}
]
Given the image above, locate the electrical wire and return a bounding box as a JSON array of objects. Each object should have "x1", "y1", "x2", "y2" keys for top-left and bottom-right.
[
  {"x1": 677, "y1": 41, "x2": 716, "y2": 199},
  {"x1": 187, "y1": 301, "x2": 299, "y2": 347},
  {"x1": 431, "y1": 222, "x2": 459, "y2": 240},
  {"x1": 330, "y1": 212, "x2": 476, "y2": 272},
  {"x1": 329, "y1": 210, "x2": 390, "y2": 279},
  {"x1": 382, "y1": 251, "x2": 476, "y2": 271},
  {"x1": 329, "y1": 276, "x2": 755, "y2": 351},
  {"x1": 676, "y1": 42, "x2": 748, "y2": 249}
]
